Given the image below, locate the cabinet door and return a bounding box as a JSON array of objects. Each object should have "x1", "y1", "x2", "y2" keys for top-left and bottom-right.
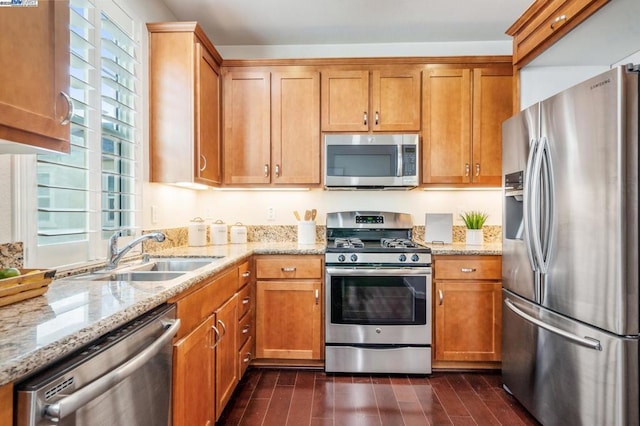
[
  {"x1": 372, "y1": 69, "x2": 421, "y2": 131},
  {"x1": 215, "y1": 294, "x2": 238, "y2": 419},
  {"x1": 196, "y1": 43, "x2": 222, "y2": 185},
  {"x1": 422, "y1": 69, "x2": 472, "y2": 184},
  {"x1": 256, "y1": 280, "x2": 322, "y2": 359},
  {"x1": 321, "y1": 70, "x2": 369, "y2": 131},
  {"x1": 272, "y1": 71, "x2": 321, "y2": 184},
  {"x1": 471, "y1": 68, "x2": 512, "y2": 186},
  {"x1": 173, "y1": 316, "x2": 215, "y2": 426},
  {"x1": 434, "y1": 280, "x2": 502, "y2": 362},
  {"x1": 0, "y1": 0, "x2": 70, "y2": 153},
  {"x1": 223, "y1": 71, "x2": 271, "y2": 184}
]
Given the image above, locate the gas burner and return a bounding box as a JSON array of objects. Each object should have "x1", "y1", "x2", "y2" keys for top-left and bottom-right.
[
  {"x1": 381, "y1": 238, "x2": 418, "y2": 249},
  {"x1": 334, "y1": 238, "x2": 364, "y2": 249}
]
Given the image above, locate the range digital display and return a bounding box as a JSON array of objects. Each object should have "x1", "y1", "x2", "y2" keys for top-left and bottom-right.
[{"x1": 355, "y1": 215, "x2": 384, "y2": 224}]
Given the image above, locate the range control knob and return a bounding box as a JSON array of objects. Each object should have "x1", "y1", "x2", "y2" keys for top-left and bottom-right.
[
  {"x1": 398, "y1": 254, "x2": 407, "y2": 262},
  {"x1": 411, "y1": 254, "x2": 420, "y2": 262},
  {"x1": 350, "y1": 254, "x2": 358, "y2": 262},
  {"x1": 338, "y1": 254, "x2": 346, "y2": 262}
]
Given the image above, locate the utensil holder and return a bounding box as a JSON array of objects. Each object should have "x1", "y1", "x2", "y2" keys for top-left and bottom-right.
[{"x1": 297, "y1": 221, "x2": 316, "y2": 245}]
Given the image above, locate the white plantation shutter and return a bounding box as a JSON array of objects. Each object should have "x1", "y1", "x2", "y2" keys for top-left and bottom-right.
[{"x1": 30, "y1": 0, "x2": 141, "y2": 267}]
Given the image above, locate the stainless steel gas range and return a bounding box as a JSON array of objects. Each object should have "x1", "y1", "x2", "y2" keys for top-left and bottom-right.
[{"x1": 324, "y1": 211, "x2": 432, "y2": 375}]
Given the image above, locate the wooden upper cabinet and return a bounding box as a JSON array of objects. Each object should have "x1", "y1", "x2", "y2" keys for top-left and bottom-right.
[
  {"x1": 223, "y1": 68, "x2": 321, "y2": 186},
  {"x1": 507, "y1": 0, "x2": 610, "y2": 68},
  {"x1": 0, "y1": 0, "x2": 71, "y2": 153},
  {"x1": 148, "y1": 22, "x2": 223, "y2": 187},
  {"x1": 321, "y1": 67, "x2": 421, "y2": 132},
  {"x1": 271, "y1": 72, "x2": 321, "y2": 185},
  {"x1": 422, "y1": 66, "x2": 512, "y2": 187},
  {"x1": 223, "y1": 71, "x2": 271, "y2": 184}
]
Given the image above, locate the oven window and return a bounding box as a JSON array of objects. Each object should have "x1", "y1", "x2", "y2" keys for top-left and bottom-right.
[
  {"x1": 326, "y1": 145, "x2": 398, "y2": 177},
  {"x1": 330, "y1": 275, "x2": 427, "y2": 325}
]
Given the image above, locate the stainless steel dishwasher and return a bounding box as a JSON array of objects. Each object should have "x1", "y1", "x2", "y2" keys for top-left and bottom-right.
[{"x1": 15, "y1": 303, "x2": 180, "y2": 426}]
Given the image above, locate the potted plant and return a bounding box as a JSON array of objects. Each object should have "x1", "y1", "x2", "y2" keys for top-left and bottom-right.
[{"x1": 460, "y1": 210, "x2": 488, "y2": 245}]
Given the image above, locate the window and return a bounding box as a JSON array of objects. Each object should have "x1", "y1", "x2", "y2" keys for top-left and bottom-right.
[{"x1": 24, "y1": 0, "x2": 142, "y2": 268}]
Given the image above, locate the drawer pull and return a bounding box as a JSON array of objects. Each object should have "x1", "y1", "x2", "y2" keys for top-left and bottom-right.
[
  {"x1": 242, "y1": 297, "x2": 250, "y2": 305},
  {"x1": 217, "y1": 319, "x2": 227, "y2": 338},
  {"x1": 281, "y1": 267, "x2": 296, "y2": 272},
  {"x1": 315, "y1": 289, "x2": 319, "y2": 305},
  {"x1": 461, "y1": 268, "x2": 477, "y2": 273},
  {"x1": 438, "y1": 289, "x2": 444, "y2": 305},
  {"x1": 242, "y1": 325, "x2": 250, "y2": 334},
  {"x1": 242, "y1": 271, "x2": 251, "y2": 278},
  {"x1": 550, "y1": 14, "x2": 566, "y2": 30},
  {"x1": 243, "y1": 352, "x2": 252, "y2": 363}
]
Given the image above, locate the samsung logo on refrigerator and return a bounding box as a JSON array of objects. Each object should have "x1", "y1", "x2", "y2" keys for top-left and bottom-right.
[{"x1": 590, "y1": 78, "x2": 611, "y2": 90}]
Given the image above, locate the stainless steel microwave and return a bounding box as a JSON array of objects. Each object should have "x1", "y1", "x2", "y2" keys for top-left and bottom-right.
[{"x1": 324, "y1": 134, "x2": 419, "y2": 189}]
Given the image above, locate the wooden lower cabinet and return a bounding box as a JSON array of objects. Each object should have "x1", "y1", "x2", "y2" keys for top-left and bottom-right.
[
  {"x1": 173, "y1": 315, "x2": 215, "y2": 426},
  {"x1": 255, "y1": 255, "x2": 323, "y2": 361},
  {"x1": 433, "y1": 255, "x2": 502, "y2": 366},
  {"x1": 0, "y1": 382, "x2": 12, "y2": 426},
  {"x1": 215, "y1": 294, "x2": 238, "y2": 418}
]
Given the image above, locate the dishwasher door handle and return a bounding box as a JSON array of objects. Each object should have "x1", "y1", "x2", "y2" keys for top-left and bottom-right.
[{"x1": 44, "y1": 318, "x2": 181, "y2": 422}]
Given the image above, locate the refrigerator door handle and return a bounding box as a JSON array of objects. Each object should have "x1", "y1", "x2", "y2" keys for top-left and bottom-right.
[
  {"x1": 504, "y1": 298, "x2": 602, "y2": 351},
  {"x1": 540, "y1": 136, "x2": 555, "y2": 275},
  {"x1": 530, "y1": 136, "x2": 547, "y2": 274},
  {"x1": 523, "y1": 137, "x2": 539, "y2": 272}
]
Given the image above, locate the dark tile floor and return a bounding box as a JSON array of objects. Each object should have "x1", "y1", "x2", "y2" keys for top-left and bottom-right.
[{"x1": 218, "y1": 368, "x2": 541, "y2": 426}]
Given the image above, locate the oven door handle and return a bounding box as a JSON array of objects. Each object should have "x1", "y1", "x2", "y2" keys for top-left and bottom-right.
[
  {"x1": 326, "y1": 267, "x2": 431, "y2": 276},
  {"x1": 43, "y1": 318, "x2": 181, "y2": 422}
]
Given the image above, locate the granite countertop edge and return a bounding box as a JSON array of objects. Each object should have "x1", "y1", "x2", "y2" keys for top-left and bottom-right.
[{"x1": 0, "y1": 241, "x2": 499, "y2": 386}]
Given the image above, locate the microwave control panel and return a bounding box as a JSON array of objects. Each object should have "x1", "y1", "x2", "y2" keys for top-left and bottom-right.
[{"x1": 402, "y1": 145, "x2": 417, "y2": 176}]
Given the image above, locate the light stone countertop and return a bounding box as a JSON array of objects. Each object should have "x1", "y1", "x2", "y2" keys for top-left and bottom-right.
[{"x1": 0, "y1": 240, "x2": 499, "y2": 387}]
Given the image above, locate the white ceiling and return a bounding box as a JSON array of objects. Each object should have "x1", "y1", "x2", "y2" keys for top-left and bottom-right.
[{"x1": 160, "y1": 0, "x2": 533, "y2": 47}]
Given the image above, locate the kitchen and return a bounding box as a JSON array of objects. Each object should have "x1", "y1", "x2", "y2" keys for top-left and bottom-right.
[{"x1": 0, "y1": 0, "x2": 639, "y2": 425}]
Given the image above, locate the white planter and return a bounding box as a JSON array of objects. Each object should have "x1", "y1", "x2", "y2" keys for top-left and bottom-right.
[{"x1": 465, "y1": 229, "x2": 484, "y2": 245}]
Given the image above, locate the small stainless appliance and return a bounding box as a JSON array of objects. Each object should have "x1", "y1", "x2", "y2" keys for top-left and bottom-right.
[
  {"x1": 15, "y1": 304, "x2": 180, "y2": 426},
  {"x1": 502, "y1": 65, "x2": 640, "y2": 425},
  {"x1": 324, "y1": 134, "x2": 419, "y2": 189},
  {"x1": 324, "y1": 211, "x2": 432, "y2": 374}
]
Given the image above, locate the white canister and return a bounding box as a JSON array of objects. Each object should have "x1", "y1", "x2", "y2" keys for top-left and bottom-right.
[
  {"x1": 230, "y1": 222, "x2": 247, "y2": 244},
  {"x1": 188, "y1": 217, "x2": 207, "y2": 246},
  {"x1": 297, "y1": 221, "x2": 316, "y2": 245},
  {"x1": 210, "y1": 220, "x2": 227, "y2": 245}
]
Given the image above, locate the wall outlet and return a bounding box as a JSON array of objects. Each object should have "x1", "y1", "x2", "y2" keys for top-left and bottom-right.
[{"x1": 267, "y1": 206, "x2": 276, "y2": 221}]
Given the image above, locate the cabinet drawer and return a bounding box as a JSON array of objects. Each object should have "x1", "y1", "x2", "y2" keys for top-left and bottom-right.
[
  {"x1": 174, "y1": 267, "x2": 238, "y2": 339},
  {"x1": 238, "y1": 336, "x2": 253, "y2": 378},
  {"x1": 256, "y1": 256, "x2": 322, "y2": 279},
  {"x1": 435, "y1": 256, "x2": 501, "y2": 280},
  {"x1": 237, "y1": 284, "x2": 252, "y2": 319},
  {"x1": 239, "y1": 261, "x2": 252, "y2": 288},
  {"x1": 237, "y1": 309, "x2": 252, "y2": 349}
]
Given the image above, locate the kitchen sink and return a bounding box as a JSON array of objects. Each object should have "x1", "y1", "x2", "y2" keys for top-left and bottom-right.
[
  {"x1": 137, "y1": 257, "x2": 224, "y2": 272},
  {"x1": 93, "y1": 271, "x2": 186, "y2": 281}
]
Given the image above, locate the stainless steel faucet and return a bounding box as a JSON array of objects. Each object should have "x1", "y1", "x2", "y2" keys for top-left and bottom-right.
[{"x1": 106, "y1": 231, "x2": 166, "y2": 270}]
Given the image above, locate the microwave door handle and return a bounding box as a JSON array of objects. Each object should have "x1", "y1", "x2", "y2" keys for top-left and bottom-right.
[{"x1": 397, "y1": 146, "x2": 403, "y2": 177}]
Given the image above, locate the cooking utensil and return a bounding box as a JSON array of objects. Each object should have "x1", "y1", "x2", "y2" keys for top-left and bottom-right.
[
  {"x1": 304, "y1": 210, "x2": 312, "y2": 221},
  {"x1": 293, "y1": 211, "x2": 301, "y2": 221},
  {"x1": 311, "y1": 209, "x2": 317, "y2": 221}
]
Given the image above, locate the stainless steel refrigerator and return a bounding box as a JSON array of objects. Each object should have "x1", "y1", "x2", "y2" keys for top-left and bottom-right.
[{"x1": 502, "y1": 65, "x2": 639, "y2": 426}]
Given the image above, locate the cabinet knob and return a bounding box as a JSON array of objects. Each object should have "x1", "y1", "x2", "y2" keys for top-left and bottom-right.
[
  {"x1": 475, "y1": 163, "x2": 480, "y2": 177},
  {"x1": 275, "y1": 164, "x2": 280, "y2": 177},
  {"x1": 200, "y1": 154, "x2": 207, "y2": 172},
  {"x1": 550, "y1": 14, "x2": 566, "y2": 30},
  {"x1": 315, "y1": 289, "x2": 319, "y2": 305},
  {"x1": 242, "y1": 325, "x2": 250, "y2": 334},
  {"x1": 264, "y1": 164, "x2": 270, "y2": 177},
  {"x1": 375, "y1": 111, "x2": 379, "y2": 125},
  {"x1": 363, "y1": 111, "x2": 368, "y2": 126},
  {"x1": 243, "y1": 352, "x2": 252, "y2": 363},
  {"x1": 465, "y1": 163, "x2": 470, "y2": 177},
  {"x1": 242, "y1": 271, "x2": 251, "y2": 278},
  {"x1": 438, "y1": 289, "x2": 444, "y2": 305},
  {"x1": 242, "y1": 297, "x2": 250, "y2": 305}
]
